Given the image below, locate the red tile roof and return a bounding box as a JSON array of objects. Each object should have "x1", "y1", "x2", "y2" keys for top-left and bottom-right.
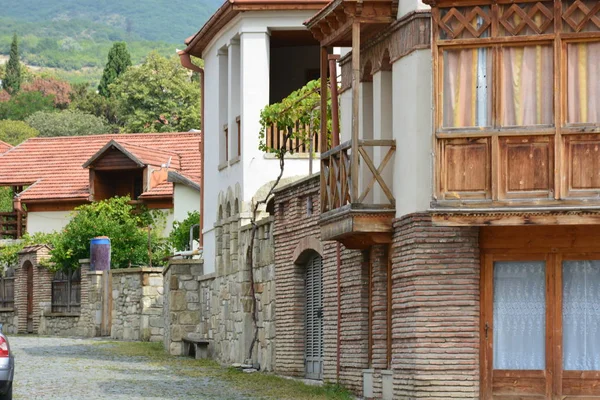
[
  {"x1": 0, "y1": 141, "x2": 12, "y2": 154},
  {"x1": 83, "y1": 140, "x2": 182, "y2": 170},
  {"x1": 0, "y1": 133, "x2": 201, "y2": 203}
]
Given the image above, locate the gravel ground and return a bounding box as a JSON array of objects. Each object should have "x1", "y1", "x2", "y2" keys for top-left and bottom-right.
[{"x1": 10, "y1": 336, "x2": 257, "y2": 400}]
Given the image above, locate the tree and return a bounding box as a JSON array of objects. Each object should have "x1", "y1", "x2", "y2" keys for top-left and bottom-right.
[
  {"x1": 22, "y1": 77, "x2": 72, "y2": 109},
  {"x1": 0, "y1": 120, "x2": 39, "y2": 145},
  {"x1": 98, "y1": 42, "x2": 132, "y2": 97},
  {"x1": 0, "y1": 91, "x2": 55, "y2": 120},
  {"x1": 26, "y1": 110, "x2": 110, "y2": 137},
  {"x1": 3, "y1": 34, "x2": 22, "y2": 95},
  {"x1": 111, "y1": 52, "x2": 200, "y2": 133},
  {"x1": 70, "y1": 84, "x2": 121, "y2": 128}
]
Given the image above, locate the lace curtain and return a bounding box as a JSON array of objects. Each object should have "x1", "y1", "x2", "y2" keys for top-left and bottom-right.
[
  {"x1": 563, "y1": 260, "x2": 600, "y2": 371},
  {"x1": 493, "y1": 261, "x2": 546, "y2": 370}
]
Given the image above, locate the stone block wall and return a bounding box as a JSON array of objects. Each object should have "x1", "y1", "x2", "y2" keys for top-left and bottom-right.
[
  {"x1": 163, "y1": 260, "x2": 203, "y2": 355},
  {"x1": 111, "y1": 268, "x2": 164, "y2": 341},
  {"x1": 164, "y1": 216, "x2": 276, "y2": 371},
  {"x1": 0, "y1": 311, "x2": 17, "y2": 334},
  {"x1": 197, "y1": 217, "x2": 276, "y2": 370}
]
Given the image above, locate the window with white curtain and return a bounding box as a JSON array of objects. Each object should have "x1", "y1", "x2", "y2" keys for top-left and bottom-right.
[
  {"x1": 563, "y1": 260, "x2": 600, "y2": 371},
  {"x1": 493, "y1": 261, "x2": 546, "y2": 370}
]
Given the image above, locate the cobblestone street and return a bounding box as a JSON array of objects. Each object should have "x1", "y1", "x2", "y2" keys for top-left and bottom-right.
[{"x1": 10, "y1": 336, "x2": 257, "y2": 400}]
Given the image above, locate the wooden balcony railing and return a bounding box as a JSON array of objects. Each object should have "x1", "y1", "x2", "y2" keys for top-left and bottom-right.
[
  {"x1": 321, "y1": 139, "x2": 396, "y2": 213},
  {"x1": 265, "y1": 121, "x2": 320, "y2": 154},
  {"x1": 0, "y1": 211, "x2": 26, "y2": 239}
]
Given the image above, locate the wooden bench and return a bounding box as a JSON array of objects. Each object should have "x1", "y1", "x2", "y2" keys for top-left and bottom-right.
[{"x1": 182, "y1": 334, "x2": 210, "y2": 359}]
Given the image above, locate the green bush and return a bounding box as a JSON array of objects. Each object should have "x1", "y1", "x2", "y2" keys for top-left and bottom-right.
[
  {"x1": 50, "y1": 196, "x2": 167, "y2": 271},
  {"x1": 0, "y1": 232, "x2": 59, "y2": 272},
  {"x1": 169, "y1": 211, "x2": 200, "y2": 252}
]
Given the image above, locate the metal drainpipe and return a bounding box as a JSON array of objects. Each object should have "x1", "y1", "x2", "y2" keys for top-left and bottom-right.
[{"x1": 178, "y1": 51, "x2": 205, "y2": 250}]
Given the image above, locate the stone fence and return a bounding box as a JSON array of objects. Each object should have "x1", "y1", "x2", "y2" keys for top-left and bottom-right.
[
  {"x1": 164, "y1": 217, "x2": 276, "y2": 371},
  {"x1": 5, "y1": 245, "x2": 165, "y2": 340}
]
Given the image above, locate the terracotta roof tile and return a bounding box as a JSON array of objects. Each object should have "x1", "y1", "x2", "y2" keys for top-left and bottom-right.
[
  {"x1": 0, "y1": 141, "x2": 13, "y2": 154},
  {"x1": 0, "y1": 133, "x2": 201, "y2": 203}
]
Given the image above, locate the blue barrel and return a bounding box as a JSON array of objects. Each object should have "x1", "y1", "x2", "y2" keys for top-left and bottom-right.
[{"x1": 90, "y1": 236, "x2": 111, "y2": 271}]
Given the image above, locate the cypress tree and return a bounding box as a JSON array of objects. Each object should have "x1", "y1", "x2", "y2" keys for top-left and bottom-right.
[
  {"x1": 98, "y1": 42, "x2": 132, "y2": 97},
  {"x1": 3, "y1": 34, "x2": 21, "y2": 95}
]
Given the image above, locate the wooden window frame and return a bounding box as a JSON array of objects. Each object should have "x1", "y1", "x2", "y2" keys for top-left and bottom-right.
[{"x1": 432, "y1": 0, "x2": 600, "y2": 204}]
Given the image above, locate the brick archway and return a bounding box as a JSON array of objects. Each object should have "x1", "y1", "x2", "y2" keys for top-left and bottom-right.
[{"x1": 292, "y1": 237, "x2": 323, "y2": 265}]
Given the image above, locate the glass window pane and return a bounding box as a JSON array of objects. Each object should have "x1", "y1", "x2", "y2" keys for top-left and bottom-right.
[
  {"x1": 443, "y1": 48, "x2": 492, "y2": 128},
  {"x1": 493, "y1": 261, "x2": 546, "y2": 370},
  {"x1": 567, "y1": 42, "x2": 600, "y2": 124},
  {"x1": 562, "y1": 260, "x2": 600, "y2": 371},
  {"x1": 500, "y1": 45, "x2": 554, "y2": 126}
]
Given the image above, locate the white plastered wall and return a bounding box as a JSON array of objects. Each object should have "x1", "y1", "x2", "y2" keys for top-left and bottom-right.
[
  {"x1": 392, "y1": 49, "x2": 433, "y2": 217},
  {"x1": 398, "y1": 0, "x2": 429, "y2": 18},
  {"x1": 173, "y1": 184, "x2": 200, "y2": 223},
  {"x1": 201, "y1": 11, "x2": 320, "y2": 274},
  {"x1": 26, "y1": 211, "x2": 72, "y2": 234}
]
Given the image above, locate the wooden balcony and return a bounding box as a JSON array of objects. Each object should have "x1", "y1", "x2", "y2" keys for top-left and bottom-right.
[
  {"x1": 320, "y1": 139, "x2": 395, "y2": 249},
  {"x1": 0, "y1": 211, "x2": 26, "y2": 239},
  {"x1": 265, "y1": 121, "x2": 321, "y2": 154}
]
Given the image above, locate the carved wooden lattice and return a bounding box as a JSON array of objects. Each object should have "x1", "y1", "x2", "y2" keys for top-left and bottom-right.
[
  {"x1": 562, "y1": 0, "x2": 600, "y2": 32},
  {"x1": 438, "y1": 6, "x2": 491, "y2": 40},
  {"x1": 499, "y1": 3, "x2": 554, "y2": 36}
]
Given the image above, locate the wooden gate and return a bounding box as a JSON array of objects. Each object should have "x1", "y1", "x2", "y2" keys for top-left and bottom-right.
[
  {"x1": 100, "y1": 271, "x2": 112, "y2": 336},
  {"x1": 305, "y1": 254, "x2": 324, "y2": 380},
  {"x1": 26, "y1": 263, "x2": 33, "y2": 333}
]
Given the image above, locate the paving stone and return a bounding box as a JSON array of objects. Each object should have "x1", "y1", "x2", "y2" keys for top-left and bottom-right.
[{"x1": 11, "y1": 336, "x2": 257, "y2": 400}]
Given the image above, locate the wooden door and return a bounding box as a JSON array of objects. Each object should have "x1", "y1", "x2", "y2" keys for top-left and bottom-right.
[
  {"x1": 26, "y1": 264, "x2": 33, "y2": 333},
  {"x1": 481, "y1": 227, "x2": 600, "y2": 399},
  {"x1": 482, "y1": 253, "x2": 554, "y2": 399}
]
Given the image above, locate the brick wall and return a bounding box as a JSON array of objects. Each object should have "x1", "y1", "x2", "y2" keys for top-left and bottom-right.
[
  {"x1": 391, "y1": 214, "x2": 480, "y2": 399},
  {"x1": 274, "y1": 175, "x2": 368, "y2": 393},
  {"x1": 15, "y1": 246, "x2": 53, "y2": 334}
]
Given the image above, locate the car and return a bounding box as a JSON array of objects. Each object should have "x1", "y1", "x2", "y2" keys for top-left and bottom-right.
[{"x1": 0, "y1": 325, "x2": 14, "y2": 400}]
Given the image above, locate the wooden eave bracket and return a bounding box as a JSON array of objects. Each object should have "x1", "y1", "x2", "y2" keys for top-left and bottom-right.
[
  {"x1": 432, "y1": 209, "x2": 600, "y2": 227},
  {"x1": 306, "y1": 0, "x2": 396, "y2": 45}
]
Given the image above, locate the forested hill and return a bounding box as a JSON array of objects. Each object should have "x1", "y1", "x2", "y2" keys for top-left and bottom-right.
[
  {"x1": 2, "y1": 0, "x2": 222, "y2": 43},
  {"x1": 0, "y1": 0, "x2": 221, "y2": 80}
]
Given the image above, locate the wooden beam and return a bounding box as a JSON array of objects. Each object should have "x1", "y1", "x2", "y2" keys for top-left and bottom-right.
[
  {"x1": 320, "y1": 46, "x2": 329, "y2": 154},
  {"x1": 433, "y1": 213, "x2": 600, "y2": 227}
]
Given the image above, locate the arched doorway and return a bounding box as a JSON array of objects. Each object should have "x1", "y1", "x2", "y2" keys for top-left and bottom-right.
[
  {"x1": 305, "y1": 254, "x2": 323, "y2": 380},
  {"x1": 23, "y1": 261, "x2": 33, "y2": 333}
]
